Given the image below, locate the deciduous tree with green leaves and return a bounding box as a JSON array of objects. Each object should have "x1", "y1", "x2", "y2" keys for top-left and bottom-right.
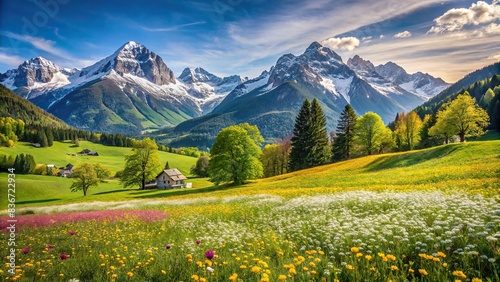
[
  {"x1": 208, "y1": 123, "x2": 263, "y2": 185},
  {"x1": 429, "y1": 92, "x2": 489, "y2": 143},
  {"x1": 394, "y1": 111, "x2": 423, "y2": 151},
  {"x1": 354, "y1": 112, "x2": 394, "y2": 155},
  {"x1": 70, "y1": 163, "x2": 100, "y2": 196},
  {"x1": 120, "y1": 138, "x2": 161, "y2": 189}
]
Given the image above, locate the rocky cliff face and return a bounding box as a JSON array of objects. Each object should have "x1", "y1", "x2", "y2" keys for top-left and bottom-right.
[
  {"x1": 13, "y1": 57, "x2": 65, "y2": 87},
  {"x1": 112, "y1": 41, "x2": 175, "y2": 85}
]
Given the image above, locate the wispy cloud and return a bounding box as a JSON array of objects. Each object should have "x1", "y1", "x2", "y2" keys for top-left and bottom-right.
[
  {"x1": 0, "y1": 52, "x2": 24, "y2": 68},
  {"x1": 393, "y1": 31, "x2": 412, "y2": 38},
  {"x1": 322, "y1": 37, "x2": 360, "y2": 51},
  {"x1": 0, "y1": 31, "x2": 95, "y2": 69},
  {"x1": 142, "y1": 21, "x2": 206, "y2": 32},
  {"x1": 428, "y1": 0, "x2": 500, "y2": 33}
]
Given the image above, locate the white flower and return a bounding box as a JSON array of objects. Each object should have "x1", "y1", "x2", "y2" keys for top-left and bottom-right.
[{"x1": 206, "y1": 267, "x2": 214, "y2": 272}]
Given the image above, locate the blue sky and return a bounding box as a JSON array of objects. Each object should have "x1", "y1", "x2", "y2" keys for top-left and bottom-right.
[{"x1": 1, "y1": 0, "x2": 499, "y2": 82}]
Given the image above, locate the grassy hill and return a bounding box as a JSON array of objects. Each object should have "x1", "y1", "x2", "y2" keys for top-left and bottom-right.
[
  {"x1": 1, "y1": 140, "x2": 498, "y2": 211},
  {"x1": 0, "y1": 140, "x2": 196, "y2": 174}
]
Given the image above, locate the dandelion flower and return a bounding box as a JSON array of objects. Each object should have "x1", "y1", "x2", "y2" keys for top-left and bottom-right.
[
  {"x1": 453, "y1": 270, "x2": 467, "y2": 279},
  {"x1": 229, "y1": 273, "x2": 238, "y2": 281},
  {"x1": 351, "y1": 247, "x2": 359, "y2": 253},
  {"x1": 419, "y1": 269, "x2": 428, "y2": 276},
  {"x1": 278, "y1": 274, "x2": 287, "y2": 281}
]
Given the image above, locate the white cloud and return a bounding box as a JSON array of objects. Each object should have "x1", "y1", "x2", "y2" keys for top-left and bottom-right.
[
  {"x1": 142, "y1": 21, "x2": 206, "y2": 32},
  {"x1": 380, "y1": 34, "x2": 385, "y2": 39},
  {"x1": 322, "y1": 37, "x2": 360, "y2": 51},
  {"x1": 428, "y1": 0, "x2": 500, "y2": 33},
  {"x1": 393, "y1": 31, "x2": 412, "y2": 38},
  {"x1": 487, "y1": 53, "x2": 500, "y2": 60},
  {"x1": 0, "y1": 52, "x2": 24, "y2": 69}
]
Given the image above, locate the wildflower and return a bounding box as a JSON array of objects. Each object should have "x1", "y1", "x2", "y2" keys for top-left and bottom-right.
[
  {"x1": 191, "y1": 274, "x2": 199, "y2": 281},
  {"x1": 196, "y1": 239, "x2": 201, "y2": 245},
  {"x1": 45, "y1": 244, "x2": 52, "y2": 249},
  {"x1": 22, "y1": 247, "x2": 30, "y2": 254},
  {"x1": 68, "y1": 231, "x2": 76, "y2": 235},
  {"x1": 60, "y1": 254, "x2": 68, "y2": 260},
  {"x1": 351, "y1": 247, "x2": 359, "y2": 253},
  {"x1": 408, "y1": 269, "x2": 414, "y2": 273},
  {"x1": 310, "y1": 270, "x2": 317, "y2": 275},
  {"x1": 251, "y1": 266, "x2": 261, "y2": 273},
  {"x1": 111, "y1": 274, "x2": 117, "y2": 279},
  {"x1": 370, "y1": 267, "x2": 376, "y2": 272},
  {"x1": 356, "y1": 253, "x2": 363, "y2": 258},
  {"x1": 472, "y1": 278, "x2": 482, "y2": 282},
  {"x1": 199, "y1": 278, "x2": 206, "y2": 282},
  {"x1": 453, "y1": 270, "x2": 467, "y2": 279},
  {"x1": 59, "y1": 273, "x2": 64, "y2": 277},
  {"x1": 419, "y1": 269, "x2": 428, "y2": 276},
  {"x1": 205, "y1": 250, "x2": 215, "y2": 260},
  {"x1": 240, "y1": 265, "x2": 247, "y2": 269},
  {"x1": 386, "y1": 254, "x2": 396, "y2": 261},
  {"x1": 166, "y1": 244, "x2": 171, "y2": 249},
  {"x1": 278, "y1": 274, "x2": 287, "y2": 280},
  {"x1": 207, "y1": 266, "x2": 214, "y2": 273},
  {"x1": 229, "y1": 273, "x2": 238, "y2": 281},
  {"x1": 443, "y1": 263, "x2": 448, "y2": 268},
  {"x1": 260, "y1": 278, "x2": 270, "y2": 282},
  {"x1": 365, "y1": 255, "x2": 372, "y2": 261},
  {"x1": 437, "y1": 251, "x2": 446, "y2": 258},
  {"x1": 346, "y1": 264, "x2": 354, "y2": 270},
  {"x1": 196, "y1": 261, "x2": 203, "y2": 268},
  {"x1": 127, "y1": 272, "x2": 134, "y2": 277},
  {"x1": 161, "y1": 270, "x2": 166, "y2": 275},
  {"x1": 205, "y1": 259, "x2": 212, "y2": 267}
]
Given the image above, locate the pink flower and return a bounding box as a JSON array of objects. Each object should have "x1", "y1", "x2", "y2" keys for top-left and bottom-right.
[
  {"x1": 196, "y1": 239, "x2": 201, "y2": 245},
  {"x1": 60, "y1": 253, "x2": 68, "y2": 260},
  {"x1": 205, "y1": 250, "x2": 215, "y2": 260},
  {"x1": 22, "y1": 247, "x2": 30, "y2": 254},
  {"x1": 166, "y1": 244, "x2": 171, "y2": 249},
  {"x1": 68, "y1": 231, "x2": 76, "y2": 235},
  {"x1": 46, "y1": 244, "x2": 53, "y2": 249}
]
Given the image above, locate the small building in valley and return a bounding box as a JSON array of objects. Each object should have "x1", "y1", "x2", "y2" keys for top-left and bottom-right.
[{"x1": 155, "y1": 168, "x2": 187, "y2": 189}]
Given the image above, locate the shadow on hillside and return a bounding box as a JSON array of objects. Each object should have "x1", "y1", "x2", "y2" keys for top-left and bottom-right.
[
  {"x1": 131, "y1": 185, "x2": 233, "y2": 199},
  {"x1": 17, "y1": 198, "x2": 61, "y2": 205},
  {"x1": 365, "y1": 145, "x2": 460, "y2": 172},
  {"x1": 92, "y1": 190, "x2": 129, "y2": 195}
]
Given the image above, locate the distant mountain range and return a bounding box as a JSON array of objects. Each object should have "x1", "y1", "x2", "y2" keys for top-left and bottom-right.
[{"x1": 1, "y1": 41, "x2": 449, "y2": 145}]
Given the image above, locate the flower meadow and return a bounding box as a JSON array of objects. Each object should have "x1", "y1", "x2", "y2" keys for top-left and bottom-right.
[{"x1": 1, "y1": 191, "x2": 499, "y2": 281}]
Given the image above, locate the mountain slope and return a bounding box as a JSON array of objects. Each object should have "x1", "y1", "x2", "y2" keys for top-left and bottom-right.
[
  {"x1": 158, "y1": 42, "x2": 446, "y2": 148},
  {"x1": 0, "y1": 84, "x2": 70, "y2": 128},
  {"x1": 416, "y1": 62, "x2": 500, "y2": 116}
]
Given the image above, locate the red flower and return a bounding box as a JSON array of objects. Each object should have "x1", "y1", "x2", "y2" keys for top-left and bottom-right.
[
  {"x1": 22, "y1": 247, "x2": 30, "y2": 254},
  {"x1": 196, "y1": 239, "x2": 201, "y2": 245},
  {"x1": 60, "y1": 253, "x2": 68, "y2": 260}
]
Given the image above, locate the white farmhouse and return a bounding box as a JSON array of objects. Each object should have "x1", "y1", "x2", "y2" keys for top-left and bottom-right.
[{"x1": 155, "y1": 168, "x2": 187, "y2": 189}]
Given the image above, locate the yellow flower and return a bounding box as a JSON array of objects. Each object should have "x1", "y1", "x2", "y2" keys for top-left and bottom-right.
[
  {"x1": 453, "y1": 270, "x2": 467, "y2": 279},
  {"x1": 370, "y1": 267, "x2": 376, "y2": 272},
  {"x1": 161, "y1": 270, "x2": 167, "y2": 275},
  {"x1": 310, "y1": 270, "x2": 317, "y2": 275},
  {"x1": 437, "y1": 252, "x2": 446, "y2": 258},
  {"x1": 391, "y1": 265, "x2": 399, "y2": 271},
  {"x1": 408, "y1": 269, "x2": 414, "y2": 273},
  {"x1": 356, "y1": 253, "x2": 363, "y2": 258},
  {"x1": 196, "y1": 261, "x2": 203, "y2": 268},
  {"x1": 205, "y1": 260, "x2": 212, "y2": 267},
  {"x1": 199, "y1": 278, "x2": 206, "y2": 282},
  {"x1": 251, "y1": 266, "x2": 261, "y2": 273},
  {"x1": 278, "y1": 274, "x2": 287, "y2": 281},
  {"x1": 191, "y1": 274, "x2": 199, "y2": 281},
  {"x1": 229, "y1": 273, "x2": 238, "y2": 281},
  {"x1": 433, "y1": 257, "x2": 440, "y2": 262},
  {"x1": 443, "y1": 263, "x2": 448, "y2": 268},
  {"x1": 386, "y1": 254, "x2": 396, "y2": 261},
  {"x1": 418, "y1": 269, "x2": 428, "y2": 276},
  {"x1": 351, "y1": 247, "x2": 359, "y2": 253},
  {"x1": 59, "y1": 273, "x2": 64, "y2": 277},
  {"x1": 309, "y1": 262, "x2": 316, "y2": 268},
  {"x1": 240, "y1": 265, "x2": 247, "y2": 269},
  {"x1": 346, "y1": 264, "x2": 354, "y2": 270},
  {"x1": 127, "y1": 272, "x2": 134, "y2": 277},
  {"x1": 365, "y1": 255, "x2": 372, "y2": 261},
  {"x1": 260, "y1": 278, "x2": 270, "y2": 282},
  {"x1": 111, "y1": 274, "x2": 117, "y2": 278},
  {"x1": 289, "y1": 267, "x2": 297, "y2": 275},
  {"x1": 471, "y1": 279, "x2": 482, "y2": 282}
]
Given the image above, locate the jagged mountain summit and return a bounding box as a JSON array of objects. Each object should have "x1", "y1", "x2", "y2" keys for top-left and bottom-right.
[
  {"x1": 1, "y1": 40, "x2": 449, "y2": 141},
  {"x1": 0, "y1": 41, "x2": 245, "y2": 133},
  {"x1": 164, "y1": 42, "x2": 449, "y2": 148}
]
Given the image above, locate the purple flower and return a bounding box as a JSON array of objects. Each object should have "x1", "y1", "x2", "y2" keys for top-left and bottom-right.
[
  {"x1": 166, "y1": 244, "x2": 171, "y2": 249},
  {"x1": 60, "y1": 253, "x2": 68, "y2": 260},
  {"x1": 205, "y1": 249, "x2": 215, "y2": 260},
  {"x1": 22, "y1": 247, "x2": 30, "y2": 254},
  {"x1": 46, "y1": 244, "x2": 53, "y2": 249},
  {"x1": 196, "y1": 239, "x2": 201, "y2": 245},
  {"x1": 68, "y1": 231, "x2": 76, "y2": 235}
]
